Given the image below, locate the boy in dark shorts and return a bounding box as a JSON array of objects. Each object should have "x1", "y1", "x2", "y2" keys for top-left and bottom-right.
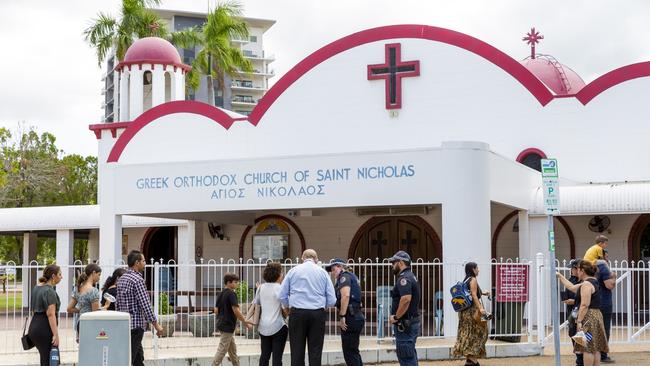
[{"x1": 212, "y1": 273, "x2": 253, "y2": 366}]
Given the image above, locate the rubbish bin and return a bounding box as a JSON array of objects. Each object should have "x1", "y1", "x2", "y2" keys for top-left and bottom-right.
[
  {"x1": 491, "y1": 301, "x2": 525, "y2": 342},
  {"x1": 79, "y1": 311, "x2": 131, "y2": 365}
]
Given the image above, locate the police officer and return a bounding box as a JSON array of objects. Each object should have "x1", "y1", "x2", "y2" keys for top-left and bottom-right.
[
  {"x1": 388, "y1": 251, "x2": 420, "y2": 366},
  {"x1": 326, "y1": 258, "x2": 365, "y2": 366}
]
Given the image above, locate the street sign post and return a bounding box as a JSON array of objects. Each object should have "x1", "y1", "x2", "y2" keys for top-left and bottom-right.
[{"x1": 541, "y1": 158, "x2": 561, "y2": 366}]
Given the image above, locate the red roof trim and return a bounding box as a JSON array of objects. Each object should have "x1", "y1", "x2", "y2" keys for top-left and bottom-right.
[
  {"x1": 106, "y1": 101, "x2": 249, "y2": 162},
  {"x1": 116, "y1": 60, "x2": 191, "y2": 73},
  {"x1": 576, "y1": 61, "x2": 650, "y2": 105},
  {"x1": 516, "y1": 147, "x2": 547, "y2": 163},
  {"x1": 89, "y1": 122, "x2": 132, "y2": 139},
  {"x1": 248, "y1": 24, "x2": 555, "y2": 124}
]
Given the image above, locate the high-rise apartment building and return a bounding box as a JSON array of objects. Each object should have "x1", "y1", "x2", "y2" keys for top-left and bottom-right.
[{"x1": 101, "y1": 9, "x2": 275, "y2": 122}]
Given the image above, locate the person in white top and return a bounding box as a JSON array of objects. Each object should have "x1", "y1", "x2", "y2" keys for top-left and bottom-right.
[{"x1": 255, "y1": 262, "x2": 289, "y2": 366}]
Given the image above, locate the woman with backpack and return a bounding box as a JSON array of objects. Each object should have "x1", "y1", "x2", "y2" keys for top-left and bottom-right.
[{"x1": 452, "y1": 262, "x2": 490, "y2": 366}]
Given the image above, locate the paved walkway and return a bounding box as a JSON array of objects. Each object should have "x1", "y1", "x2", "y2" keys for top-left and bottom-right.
[{"x1": 376, "y1": 351, "x2": 650, "y2": 366}]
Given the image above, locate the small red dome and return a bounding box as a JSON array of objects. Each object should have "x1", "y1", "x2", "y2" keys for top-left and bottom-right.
[
  {"x1": 521, "y1": 56, "x2": 586, "y2": 95},
  {"x1": 123, "y1": 37, "x2": 182, "y2": 64}
]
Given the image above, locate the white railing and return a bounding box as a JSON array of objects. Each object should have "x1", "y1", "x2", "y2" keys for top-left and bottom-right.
[{"x1": 2, "y1": 256, "x2": 648, "y2": 360}]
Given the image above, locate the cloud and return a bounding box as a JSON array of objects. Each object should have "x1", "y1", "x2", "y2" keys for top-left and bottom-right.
[{"x1": 1, "y1": 0, "x2": 648, "y2": 156}]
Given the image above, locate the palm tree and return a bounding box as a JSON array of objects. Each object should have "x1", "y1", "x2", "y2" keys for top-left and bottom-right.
[
  {"x1": 84, "y1": 0, "x2": 168, "y2": 65},
  {"x1": 170, "y1": 1, "x2": 253, "y2": 106}
]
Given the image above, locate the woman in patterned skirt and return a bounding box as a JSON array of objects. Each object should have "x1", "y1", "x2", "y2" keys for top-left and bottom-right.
[
  {"x1": 557, "y1": 260, "x2": 608, "y2": 366},
  {"x1": 452, "y1": 262, "x2": 490, "y2": 366}
]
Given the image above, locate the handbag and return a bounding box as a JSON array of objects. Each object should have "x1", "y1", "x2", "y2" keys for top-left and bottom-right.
[
  {"x1": 472, "y1": 297, "x2": 488, "y2": 325},
  {"x1": 21, "y1": 316, "x2": 34, "y2": 350},
  {"x1": 245, "y1": 289, "x2": 261, "y2": 326}
]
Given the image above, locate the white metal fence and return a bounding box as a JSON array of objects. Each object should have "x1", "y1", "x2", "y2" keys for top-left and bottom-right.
[
  {"x1": 541, "y1": 258, "x2": 650, "y2": 346},
  {"x1": 1, "y1": 256, "x2": 649, "y2": 358}
]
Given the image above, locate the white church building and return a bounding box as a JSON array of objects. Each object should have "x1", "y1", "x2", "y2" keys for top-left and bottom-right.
[{"x1": 1, "y1": 25, "x2": 650, "y2": 336}]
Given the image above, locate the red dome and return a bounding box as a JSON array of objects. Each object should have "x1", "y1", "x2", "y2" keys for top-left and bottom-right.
[
  {"x1": 520, "y1": 56, "x2": 585, "y2": 95},
  {"x1": 123, "y1": 37, "x2": 182, "y2": 64}
]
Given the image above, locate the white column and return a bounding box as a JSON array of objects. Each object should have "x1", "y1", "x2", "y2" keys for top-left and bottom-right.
[
  {"x1": 177, "y1": 221, "x2": 202, "y2": 307},
  {"x1": 129, "y1": 69, "x2": 144, "y2": 120},
  {"x1": 528, "y1": 216, "x2": 551, "y2": 326},
  {"x1": 56, "y1": 230, "x2": 74, "y2": 311},
  {"x1": 174, "y1": 70, "x2": 185, "y2": 101},
  {"x1": 119, "y1": 71, "x2": 130, "y2": 121},
  {"x1": 88, "y1": 229, "x2": 100, "y2": 263},
  {"x1": 440, "y1": 141, "x2": 492, "y2": 337},
  {"x1": 518, "y1": 210, "x2": 531, "y2": 261},
  {"x1": 151, "y1": 67, "x2": 166, "y2": 108},
  {"x1": 99, "y1": 215, "x2": 122, "y2": 267},
  {"x1": 22, "y1": 233, "x2": 37, "y2": 310}
]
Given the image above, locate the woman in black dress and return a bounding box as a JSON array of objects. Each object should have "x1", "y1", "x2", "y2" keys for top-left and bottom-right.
[
  {"x1": 27, "y1": 264, "x2": 62, "y2": 366},
  {"x1": 101, "y1": 267, "x2": 127, "y2": 310}
]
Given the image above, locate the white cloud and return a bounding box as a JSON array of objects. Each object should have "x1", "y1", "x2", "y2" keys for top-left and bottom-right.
[{"x1": 1, "y1": 0, "x2": 648, "y2": 156}]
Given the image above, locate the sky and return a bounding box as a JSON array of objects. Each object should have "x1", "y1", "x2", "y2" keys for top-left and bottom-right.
[{"x1": 0, "y1": 0, "x2": 648, "y2": 157}]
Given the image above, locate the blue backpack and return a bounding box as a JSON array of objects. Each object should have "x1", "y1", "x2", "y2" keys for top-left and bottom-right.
[{"x1": 450, "y1": 278, "x2": 473, "y2": 312}]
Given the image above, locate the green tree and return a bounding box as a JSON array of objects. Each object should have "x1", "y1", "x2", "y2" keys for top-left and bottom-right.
[
  {"x1": 0, "y1": 125, "x2": 63, "y2": 208},
  {"x1": 59, "y1": 155, "x2": 98, "y2": 205},
  {"x1": 84, "y1": 0, "x2": 168, "y2": 64},
  {"x1": 170, "y1": 1, "x2": 253, "y2": 105},
  {"x1": 0, "y1": 125, "x2": 98, "y2": 264}
]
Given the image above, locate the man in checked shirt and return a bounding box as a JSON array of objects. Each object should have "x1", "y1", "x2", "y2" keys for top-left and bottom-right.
[{"x1": 117, "y1": 250, "x2": 164, "y2": 366}]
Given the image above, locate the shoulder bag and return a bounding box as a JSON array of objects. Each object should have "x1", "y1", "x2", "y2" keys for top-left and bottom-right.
[
  {"x1": 245, "y1": 287, "x2": 261, "y2": 326},
  {"x1": 21, "y1": 316, "x2": 34, "y2": 350}
]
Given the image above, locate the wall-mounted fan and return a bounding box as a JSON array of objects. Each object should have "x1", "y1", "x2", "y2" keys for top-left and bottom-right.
[
  {"x1": 588, "y1": 215, "x2": 611, "y2": 233},
  {"x1": 208, "y1": 223, "x2": 225, "y2": 240}
]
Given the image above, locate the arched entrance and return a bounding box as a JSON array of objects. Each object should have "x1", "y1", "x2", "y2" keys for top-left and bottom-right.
[
  {"x1": 627, "y1": 214, "x2": 650, "y2": 312},
  {"x1": 628, "y1": 214, "x2": 650, "y2": 262},
  {"x1": 491, "y1": 210, "x2": 576, "y2": 260},
  {"x1": 349, "y1": 216, "x2": 442, "y2": 335},
  {"x1": 348, "y1": 216, "x2": 442, "y2": 261},
  {"x1": 141, "y1": 226, "x2": 177, "y2": 290}
]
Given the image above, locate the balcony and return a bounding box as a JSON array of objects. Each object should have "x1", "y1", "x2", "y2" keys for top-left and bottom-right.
[
  {"x1": 231, "y1": 96, "x2": 257, "y2": 105},
  {"x1": 242, "y1": 50, "x2": 275, "y2": 62},
  {"x1": 231, "y1": 37, "x2": 249, "y2": 44},
  {"x1": 231, "y1": 81, "x2": 267, "y2": 92},
  {"x1": 235, "y1": 68, "x2": 275, "y2": 77}
]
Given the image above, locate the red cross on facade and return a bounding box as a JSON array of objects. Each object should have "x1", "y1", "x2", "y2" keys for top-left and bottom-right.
[{"x1": 367, "y1": 43, "x2": 420, "y2": 110}]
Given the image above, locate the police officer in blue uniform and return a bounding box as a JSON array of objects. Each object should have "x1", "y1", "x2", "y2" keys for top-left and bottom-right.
[
  {"x1": 326, "y1": 258, "x2": 365, "y2": 366},
  {"x1": 388, "y1": 251, "x2": 421, "y2": 366}
]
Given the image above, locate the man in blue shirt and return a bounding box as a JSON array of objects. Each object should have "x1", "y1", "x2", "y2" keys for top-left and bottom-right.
[
  {"x1": 596, "y1": 251, "x2": 616, "y2": 364},
  {"x1": 279, "y1": 249, "x2": 336, "y2": 366}
]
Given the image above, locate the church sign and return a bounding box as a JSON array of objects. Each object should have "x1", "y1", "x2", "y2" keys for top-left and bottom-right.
[{"x1": 112, "y1": 149, "x2": 438, "y2": 215}]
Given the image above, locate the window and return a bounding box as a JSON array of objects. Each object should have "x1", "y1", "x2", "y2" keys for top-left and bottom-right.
[
  {"x1": 516, "y1": 148, "x2": 547, "y2": 172},
  {"x1": 182, "y1": 48, "x2": 195, "y2": 65},
  {"x1": 233, "y1": 95, "x2": 255, "y2": 103},
  {"x1": 252, "y1": 219, "x2": 290, "y2": 261},
  {"x1": 233, "y1": 80, "x2": 253, "y2": 88},
  {"x1": 249, "y1": 35, "x2": 257, "y2": 43}
]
